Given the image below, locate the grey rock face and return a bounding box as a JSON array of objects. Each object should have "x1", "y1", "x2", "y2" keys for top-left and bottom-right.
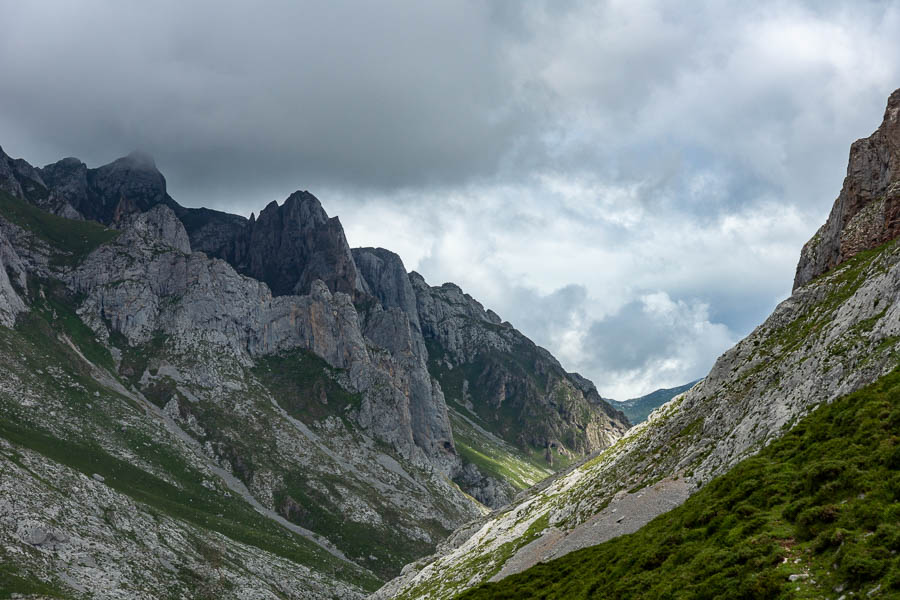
[
  {"x1": 36, "y1": 151, "x2": 176, "y2": 224},
  {"x1": 353, "y1": 248, "x2": 421, "y2": 331},
  {"x1": 795, "y1": 88, "x2": 900, "y2": 289},
  {"x1": 184, "y1": 192, "x2": 369, "y2": 299},
  {"x1": 0, "y1": 145, "x2": 47, "y2": 202},
  {"x1": 120, "y1": 205, "x2": 191, "y2": 254},
  {"x1": 69, "y1": 209, "x2": 456, "y2": 472},
  {"x1": 36, "y1": 156, "x2": 90, "y2": 219},
  {"x1": 0, "y1": 226, "x2": 26, "y2": 327},
  {"x1": 409, "y1": 270, "x2": 629, "y2": 459},
  {"x1": 71, "y1": 217, "x2": 368, "y2": 368},
  {"x1": 452, "y1": 463, "x2": 515, "y2": 508}
]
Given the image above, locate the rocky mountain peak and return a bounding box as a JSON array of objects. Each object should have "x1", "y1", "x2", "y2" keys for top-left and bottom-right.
[
  {"x1": 241, "y1": 191, "x2": 365, "y2": 297},
  {"x1": 794, "y1": 87, "x2": 900, "y2": 289},
  {"x1": 120, "y1": 204, "x2": 192, "y2": 254}
]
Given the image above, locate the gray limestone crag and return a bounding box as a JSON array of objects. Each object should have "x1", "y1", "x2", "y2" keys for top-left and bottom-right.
[
  {"x1": 12, "y1": 148, "x2": 367, "y2": 300},
  {"x1": 408, "y1": 271, "x2": 629, "y2": 460},
  {"x1": 184, "y1": 191, "x2": 369, "y2": 298},
  {"x1": 67, "y1": 205, "x2": 454, "y2": 471},
  {"x1": 795, "y1": 88, "x2": 900, "y2": 289},
  {"x1": 119, "y1": 204, "x2": 191, "y2": 254},
  {"x1": 352, "y1": 247, "x2": 421, "y2": 332},
  {"x1": 0, "y1": 226, "x2": 26, "y2": 327},
  {"x1": 0, "y1": 145, "x2": 49, "y2": 203}
]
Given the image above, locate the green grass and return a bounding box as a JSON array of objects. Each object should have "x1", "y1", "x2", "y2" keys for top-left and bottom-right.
[
  {"x1": 0, "y1": 413, "x2": 379, "y2": 592},
  {"x1": 457, "y1": 367, "x2": 900, "y2": 599},
  {"x1": 0, "y1": 558, "x2": 74, "y2": 599},
  {"x1": 253, "y1": 348, "x2": 362, "y2": 426},
  {"x1": 0, "y1": 302, "x2": 381, "y2": 593},
  {"x1": 275, "y1": 471, "x2": 449, "y2": 580},
  {"x1": 26, "y1": 278, "x2": 116, "y2": 371},
  {"x1": 451, "y1": 411, "x2": 552, "y2": 491},
  {"x1": 0, "y1": 190, "x2": 118, "y2": 265}
]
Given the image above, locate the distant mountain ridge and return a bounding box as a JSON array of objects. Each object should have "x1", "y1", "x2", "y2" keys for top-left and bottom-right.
[{"x1": 613, "y1": 380, "x2": 701, "y2": 425}]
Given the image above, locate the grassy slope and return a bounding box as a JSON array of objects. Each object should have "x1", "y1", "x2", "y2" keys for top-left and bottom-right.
[
  {"x1": 0, "y1": 303, "x2": 381, "y2": 594},
  {"x1": 0, "y1": 190, "x2": 118, "y2": 265},
  {"x1": 458, "y1": 368, "x2": 900, "y2": 599},
  {"x1": 450, "y1": 409, "x2": 552, "y2": 491}
]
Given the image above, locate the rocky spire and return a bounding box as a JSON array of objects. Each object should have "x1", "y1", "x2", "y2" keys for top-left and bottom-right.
[{"x1": 794, "y1": 88, "x2": 900, "y2": 289}]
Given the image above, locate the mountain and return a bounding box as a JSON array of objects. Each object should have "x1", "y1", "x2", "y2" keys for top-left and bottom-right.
[
  {"x1": 0, "y1": 141, "x2": 627, "y2": 596},
  {"x1": 613, "y1": 380, "x2": 701, "y2": 425},
  {"x1": 374, "y1": 88, "x2": 900, "y2": 600}
]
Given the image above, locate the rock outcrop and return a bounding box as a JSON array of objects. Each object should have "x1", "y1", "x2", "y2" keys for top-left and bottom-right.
[
  {"x1": 36, "y1": 151, "x2": 178, "y2": 223},
  {"x1": 183, "y1": 192, "x2": 369, "y2": 298},
  {"x1": 795, "y1": 88, "x2": 900, "y2": 289},
  {"x1": 0, "y1": 146, "x2": 49, "y2": 203},
  {"x1": 68, "y1": 205, "x2": 457, "y2": 471},
  {"x1": 409, "y1": 271, "x2": 629, "y2": 460},
  {"x1": 0, "y1": 227, "x2": 26, "y2": 327}
]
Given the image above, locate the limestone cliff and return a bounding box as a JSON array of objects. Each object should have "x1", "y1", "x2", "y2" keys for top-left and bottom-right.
[
  {"x1": 186, "y1": 192, "x2": 369, "y2": 298},
  {"x1": 795, "y1": 88, "x2": 900, "y2": 289},
  {"x1": 409, "y1": 272, "x2": 629, "y2": 463}
]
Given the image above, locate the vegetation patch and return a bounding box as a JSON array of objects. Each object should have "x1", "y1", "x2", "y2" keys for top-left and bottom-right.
[
  {"x1": 0, "y1": 555, "x2": 73, "y2": 599},
  {"x1": 450, "y1": 411, "x2": 552, "y2": 491},
  {"x1": 275, "y1": 471, "x2": 449, "y2": 579},
  {"x1": 0, "y1": 190, "x2": 118, "y2": 266},
  {"x1": 457, "y1": 367, "x2": 900, "y2": 599},
  {"x1": 0, "y1": 414, "x2": 379, "y2": 592},
  {"x1": 253, "y1": 349, "x2": 362, "y2": 426}
]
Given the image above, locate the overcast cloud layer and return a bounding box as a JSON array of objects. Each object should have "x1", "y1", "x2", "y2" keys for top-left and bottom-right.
[{"x1": 2, "y1": 0, "x2": 899, "y2": 398}]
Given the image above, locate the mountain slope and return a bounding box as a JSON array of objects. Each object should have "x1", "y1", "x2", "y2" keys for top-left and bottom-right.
[
  {"x1": 459, "y1": 367, "x2": 900, "y2": 599},
  {"x1": 0, "y1": 140, "x2": 629, "y2": 596},
  {"x1": 374, "y1": 87, "x2": 900, "y2": 600},
  {"x1": 614, "y1": 380, "x2": 701, "y2": 425}
]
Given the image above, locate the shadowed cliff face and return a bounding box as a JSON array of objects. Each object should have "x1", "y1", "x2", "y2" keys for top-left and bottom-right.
[
  {"x1": 185, "y1": 191, "x2": 369, "y2": 298},
  {"x1": 794, "y1": 88, "x2": 900, "y2": 290}
]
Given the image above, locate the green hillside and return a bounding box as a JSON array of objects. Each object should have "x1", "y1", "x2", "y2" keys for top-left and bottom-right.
[{"x1": 458, "y1": 368, "x2": 900, "y2": 599}]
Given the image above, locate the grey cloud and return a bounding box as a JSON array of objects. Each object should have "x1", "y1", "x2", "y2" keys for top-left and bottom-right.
[
  {"x1": 2, "y1": 0, "x2": 899, "y2": 397},
  {"x1": 2, "y1": 0, "x2": 897, "y2": 219},
  {"x1": 0, "y1": 1, "x2": 544, "y2": 205}
]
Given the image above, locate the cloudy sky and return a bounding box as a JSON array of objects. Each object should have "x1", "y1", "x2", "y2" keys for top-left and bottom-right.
[{"x1": 2, "y1": 1, "x2": 899, "y2": 398}]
